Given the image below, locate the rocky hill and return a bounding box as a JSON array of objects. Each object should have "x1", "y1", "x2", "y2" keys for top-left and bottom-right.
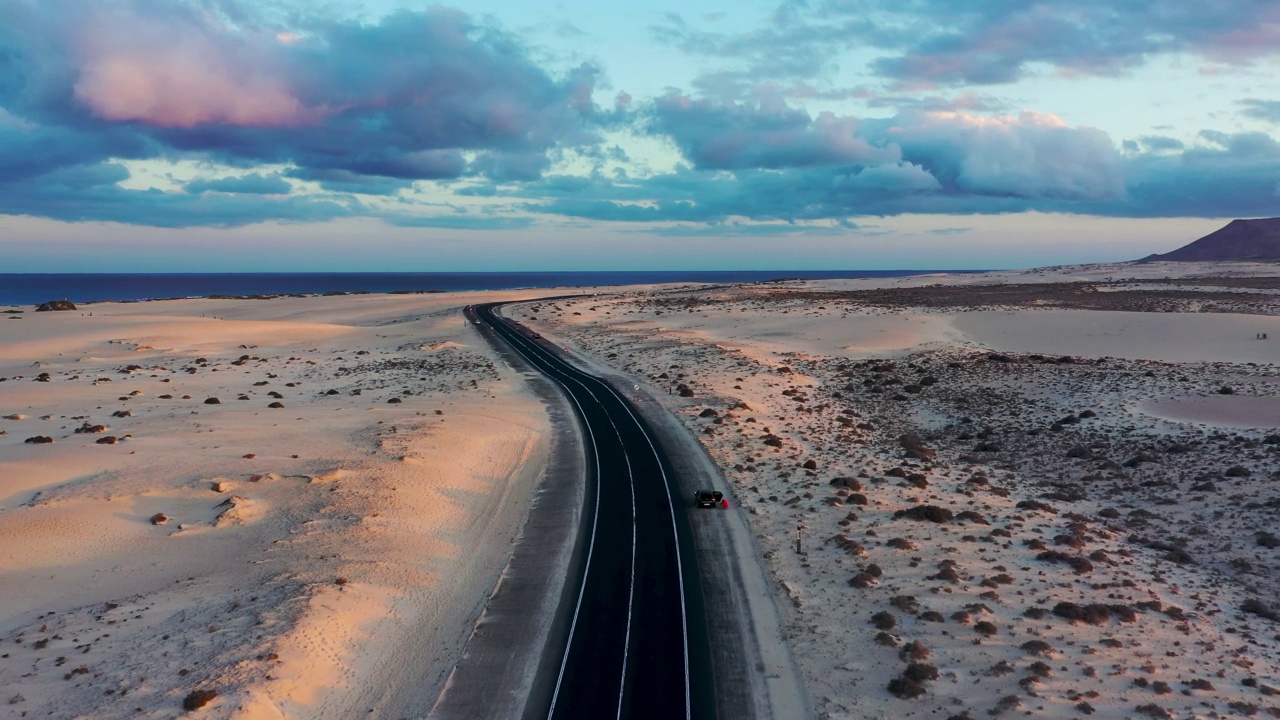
[{"x1": 1142, "y1": 217, "x2": 1280, "y2": 262}]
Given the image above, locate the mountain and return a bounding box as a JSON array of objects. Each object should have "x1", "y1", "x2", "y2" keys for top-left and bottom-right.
[{"x1": 1141, "y1": 217, "x2": 1280, "y2": 262}]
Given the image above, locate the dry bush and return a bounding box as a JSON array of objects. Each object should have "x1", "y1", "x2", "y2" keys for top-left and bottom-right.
[
  {"x1": 895, "y1": 505, "x2": 953, "y2": 523},
  {"x1": 890, "y1": 595, "x2": 920, "y2": 613},
  {"x1": 899, "y1": 640, "x2": 931, "y2": 661},
  {"x1": 1020, "y1": 640, "x2": 1053, "y2": 655},
  {"x1": 1036, "y1": 550, "x2": 1094, "y2": 574},
  {"x1": 888, "y1": 663, "x2": 939, "y2": 699},
  {"x1": 1242, "y1": 598, "x2": 1280, "y2": 622},
  {"x1": 871, "y1": 611, "x2": 897, "y2": 630},
  {"x1": 183, "y1": 689, "x2": 217, "y2": 711}
]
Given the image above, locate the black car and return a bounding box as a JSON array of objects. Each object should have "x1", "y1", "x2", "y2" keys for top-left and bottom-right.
[{"x1": 693, "y1": 489, "x2": 723, "y2": 508}]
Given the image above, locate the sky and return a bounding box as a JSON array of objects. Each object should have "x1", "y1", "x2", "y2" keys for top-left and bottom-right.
[{"x1": 0, "y1": 0, "x2": 1277, "y2": 271}]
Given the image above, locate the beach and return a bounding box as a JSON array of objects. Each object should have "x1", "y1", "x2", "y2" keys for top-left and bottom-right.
[{"x1": 3, "y1": 262, "x2": 1280, "y2": 719}]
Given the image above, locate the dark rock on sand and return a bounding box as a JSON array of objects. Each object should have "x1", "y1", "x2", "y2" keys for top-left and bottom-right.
[{"x1": 35, "y1": 300, "x2": 77, "y2": 312}]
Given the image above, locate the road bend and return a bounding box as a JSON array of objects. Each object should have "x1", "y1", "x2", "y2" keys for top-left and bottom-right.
[{"x1": 467, "y1": 302, "x2": 715, "y2": 720}]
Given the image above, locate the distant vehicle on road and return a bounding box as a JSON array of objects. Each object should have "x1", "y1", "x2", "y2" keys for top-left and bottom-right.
[{"x1": 693, "y1": 489, "x2": 723, "y2": 508}]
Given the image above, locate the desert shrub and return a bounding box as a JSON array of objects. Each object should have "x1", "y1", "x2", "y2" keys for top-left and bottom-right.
[
  {"x1": 849, "y1": 572, "x2": 876, "y2": 588},
  {"x1": 887, "y1": 676, "x2": 926, "y2": 699},
  {"x1": 1053, "y1": 602, "x2": 1137, "y2": 625},
  {"x1": 890, "y1": 595, "x2": 920, "y2": 613},
  {"x1": 903, "y1": 662, "x2": 938, "y2": 682},
  {"x1": 990, "y1": 695, "x2": 1021, "y2": 715},
  {"x1": 183, "y1": 689, "x2": 218, "y2": 711},
  {"x1": 1021, "y1": 640, "x2": 1053, "y2": 655},
  {"x1": 1186, "y1": 679, "x2": 1214, "y2": 691},
  {"x1": 830, "y1": 476, "x2": 863, "y2": 491},
  {"x1": 1037, "y1": 550, "x2": 1093, "y2": 574},
  {"x1": 930, "y1": 565, "x2": 961, "y2": 583},
  {"x1": 899, "y1": 641, "x2": 931, "y2": 661},
  {"x1": 888, "y1": 662, "x2": 939, "y2": 699},
  {"x1": 1242, "y1": 598, "x2": 1280, "y2": 622},
  {"x1": 871, "y1": 611, "x2": 897, "y2": 630},
  {"x1": 987, "y1": 661, "x2": 1015, "y2": 676},
  {"x1": 894, "y1": 505, "x2": 953, "y2": 523},
  {"x1": 875, "y1": 631, "x2": 897, "y2": 646},
  {"x1": 974, "y1": 621, "x2": 998, "y2": 636}
]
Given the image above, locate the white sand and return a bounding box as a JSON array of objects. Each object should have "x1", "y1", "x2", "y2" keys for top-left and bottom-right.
[
  {"x1": 1139, "y1": 395, "x2": 1280, "y2": 429},
  {"x1": 0, "y1": 290, "x2": 554, "y2": 718}
]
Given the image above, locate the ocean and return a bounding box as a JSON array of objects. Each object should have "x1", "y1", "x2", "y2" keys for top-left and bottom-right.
[{"x1": 0, "y1": 270, "x2": 965, "y2": 306}]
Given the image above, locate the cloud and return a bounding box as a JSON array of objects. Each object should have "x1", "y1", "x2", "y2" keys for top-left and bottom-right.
[
  {"x1": 0, "y1": 162, "x2": 354, "y2": 227},
  {"x1": 651, "y1": 93, "x2": 900, "y2": 170},
  {"x1": 654, "y1": 2, "x2": 1280, "y2": 89},
  {"x1": 1240, "y1": 98, "x2": 1280, "y2": 124},
  {"x1": 0, "y1": 0, "x2": 605, "y2": 226},
  {"x1": 1135, "y1": 136, "x2": 1186, "y2": 152},
  {"x1": 645, "y1": 96, "x2": 1123, "y2": 202},
  {"x1": 876, "y1": 111, "x2": 1126, "y2": 201},
  {"x1": 504, "y1": 105, "x2": 1279, "y2": 223},
  {"x1": 186, "y1": 173, "x2": 292, "y2": 195},
  {"x1": 381, "y1": 214, "x2": 535, "y2": 230}
]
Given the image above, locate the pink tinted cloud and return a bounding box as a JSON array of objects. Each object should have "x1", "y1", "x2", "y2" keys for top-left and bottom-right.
[{"x1": 71, "y1": 5, "x2": 320, "y2": 128}]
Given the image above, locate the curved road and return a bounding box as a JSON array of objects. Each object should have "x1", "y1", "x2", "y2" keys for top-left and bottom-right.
[{"x1": 469, "y1": 301, "x2": 716, "y2": 720}]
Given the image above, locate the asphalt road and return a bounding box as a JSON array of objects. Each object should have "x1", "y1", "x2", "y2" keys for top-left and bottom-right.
[{"x1": 469, "y1": 302, "x2": 716, "y2": 720}]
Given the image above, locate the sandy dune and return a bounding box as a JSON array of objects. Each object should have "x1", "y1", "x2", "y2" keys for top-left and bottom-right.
[{"x1": 0, "y1": 290, "x2": 554, "y2": 718}]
